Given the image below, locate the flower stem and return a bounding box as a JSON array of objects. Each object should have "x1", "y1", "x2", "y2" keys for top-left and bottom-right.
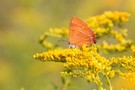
[
  {"x1": 105, "y1": 75, "x2": 113, "y2": 90},
  {"x1": 60, "y1": 77, "x2": 70, "y2": 90}
]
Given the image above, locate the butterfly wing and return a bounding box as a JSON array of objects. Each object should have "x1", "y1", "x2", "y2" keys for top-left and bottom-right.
[{"x1": 69, "y1": 17, "x2": 96, "y2": 47}]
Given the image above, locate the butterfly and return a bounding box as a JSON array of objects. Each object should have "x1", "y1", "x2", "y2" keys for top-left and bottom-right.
[{"x1": 69, "y1": 17, "x2": 96, "y2": 48}]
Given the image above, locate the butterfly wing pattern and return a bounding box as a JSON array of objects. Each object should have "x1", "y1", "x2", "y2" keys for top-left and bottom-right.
[{"x1": 69, "y1": 17, "x2": 96, "y2": 48}]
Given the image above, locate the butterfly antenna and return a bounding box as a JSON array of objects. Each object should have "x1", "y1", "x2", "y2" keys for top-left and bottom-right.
[
  {"x1": 57, "y1": 39, "x2": 69, "y2": 48},
  {"x1": 58, "y1": 39, "x2": 69, "y2": 43}
]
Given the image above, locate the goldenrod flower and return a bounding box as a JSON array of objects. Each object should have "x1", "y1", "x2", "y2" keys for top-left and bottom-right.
[
  {"x1": 34, "y1": 46, "x2": 115, "y2": 87},
  {"x1": 110, "y1": 56, "x2": 135, "y2": 72},
  {"x1": 34, "y1": 11, "x2": 135, "y2": 90},
  {"x1": 34, "y1": 44, "x2": 135, "y2": 89}
]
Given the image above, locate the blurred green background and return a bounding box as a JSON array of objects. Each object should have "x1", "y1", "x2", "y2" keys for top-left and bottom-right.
[{"x1": 0, "y1": 0, "x2": 135, "y2": 90}]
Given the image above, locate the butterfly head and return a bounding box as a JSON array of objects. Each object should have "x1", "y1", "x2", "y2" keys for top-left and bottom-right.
[{"x1": 69, "y1": 44, "x2": 79, "y2": 48}]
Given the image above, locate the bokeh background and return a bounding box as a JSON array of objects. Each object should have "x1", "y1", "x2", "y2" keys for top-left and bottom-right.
[{"x1": 0, "y1": 0, "x2": 135, "y2": 90}]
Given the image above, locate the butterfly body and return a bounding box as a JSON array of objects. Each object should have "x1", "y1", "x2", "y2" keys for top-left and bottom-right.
[{"x1": 69, "y1": 17, "x2": 96, "y2": 48}]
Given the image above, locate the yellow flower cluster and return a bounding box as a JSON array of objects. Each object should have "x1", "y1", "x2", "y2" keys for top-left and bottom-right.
[
  {"x1": 34, "y1": 46, "x2": 113, "y2": 85},
  {"x1": 34, "y1": 47, "x2": 81, "y2": 62},
  {"x1": 98, "y1": 41, "x2": 126, "y2": 52},
  {"x1": 98, "y1": 29, "x2": 133, "y2": 52},
  {"x1": 110, "y1": 56, "x2": 135, "y2": 72},
  {"x1": 99, "y1": 40, "x2": 133, "y2": 52},
  {"x1": 86, "y1": 11, "x2": 133, "y2": 53},
  {"x1": 34, "y1": 45, "x2": 135, "y2": 89},
  {"x1": 86, "y1": 11, "x2": 130, "y2": 38}
]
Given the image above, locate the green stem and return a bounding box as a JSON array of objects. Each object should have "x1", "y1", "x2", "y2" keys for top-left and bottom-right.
[
  {"x1": 97, "y1": 82, "x2": 103, "y2": 90},
  {"x1": 105, "y1": 75, "x2": 113, "y2": 90},
  {"x1": 60, "y1": 77, "x2": 70, "y2": 90}
]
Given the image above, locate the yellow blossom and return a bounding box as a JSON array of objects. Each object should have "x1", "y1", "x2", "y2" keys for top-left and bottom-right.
[
  {"x1": 34, "y1": 44, "x2": 135, "y2": 89},
  {"x1": 35, "y1": 45, "x2": 135, "y2": 87},
  {"x1": 34, "y1": 11, "x2": 135, "y2": 90},
  {"x1": 110, "y1": 56, "x2": 135, "y2": 72}
]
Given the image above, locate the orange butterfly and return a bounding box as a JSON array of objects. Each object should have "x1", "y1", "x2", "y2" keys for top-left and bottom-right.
[{"x1": 69, "y1": 17, "x2": 96, "y2": 48}]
